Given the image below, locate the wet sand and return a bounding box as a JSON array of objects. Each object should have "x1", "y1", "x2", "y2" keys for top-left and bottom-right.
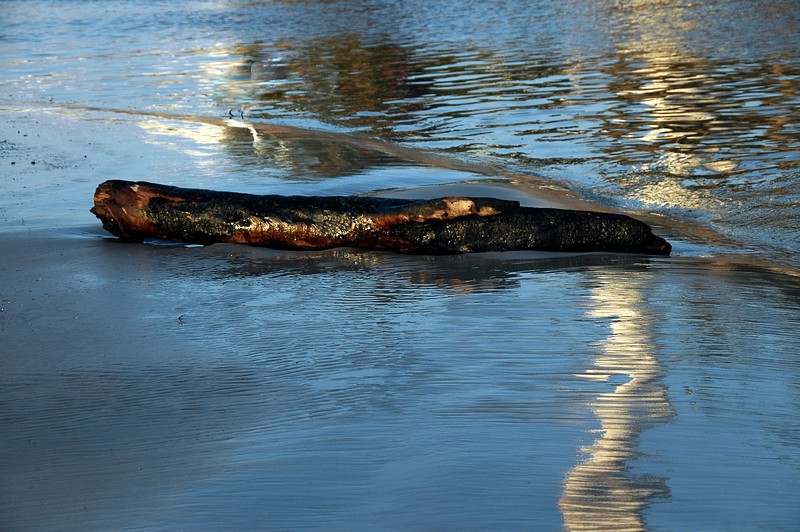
[{"x1": 2, "y1": 109, "x2": 800, "y2": 530}]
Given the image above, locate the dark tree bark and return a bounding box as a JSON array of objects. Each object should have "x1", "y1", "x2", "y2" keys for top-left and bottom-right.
[{"x1": 91, "y1": 180, "x2": 671, "y2": 255}]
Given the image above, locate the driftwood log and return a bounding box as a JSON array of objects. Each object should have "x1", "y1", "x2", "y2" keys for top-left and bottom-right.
[{"x1": 91, "y1": 180, "x2": 671, "y2": 255}]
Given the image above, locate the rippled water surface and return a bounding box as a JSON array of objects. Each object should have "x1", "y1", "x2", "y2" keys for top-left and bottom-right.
[
  {"x1": 3, "y1": 0, "x2": 799, "y2": 259},
  {"x1": 1, "y1": 1, "x2": 799, "y2": 530}
]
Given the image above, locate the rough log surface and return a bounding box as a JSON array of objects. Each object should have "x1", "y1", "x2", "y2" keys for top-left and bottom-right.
[{"x1": 91, "y1": 180, "x2": 672, "y2": 255}]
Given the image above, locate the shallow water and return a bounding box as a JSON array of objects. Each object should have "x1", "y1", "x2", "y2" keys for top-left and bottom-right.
[
  {"x1": 2, "y1": 234, "x2": 799, "y2": 529},
  {"x1": 1, "y1": 1, "x2": 800, "y2": 530}
]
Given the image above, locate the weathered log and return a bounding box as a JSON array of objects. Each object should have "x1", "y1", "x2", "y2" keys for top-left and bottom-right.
[{"x1": 91, "y1": 180, "x2": 672, "y2": 255}]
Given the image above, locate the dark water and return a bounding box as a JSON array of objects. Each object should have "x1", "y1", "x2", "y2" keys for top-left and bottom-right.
[{"x1": 1, "y1": 1, "x2": 800, "y2": 530}]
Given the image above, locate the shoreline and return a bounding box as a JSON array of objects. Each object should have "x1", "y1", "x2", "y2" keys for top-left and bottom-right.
[{"x1": 3, "y1": 104, "x2": 797, "y2": 268}]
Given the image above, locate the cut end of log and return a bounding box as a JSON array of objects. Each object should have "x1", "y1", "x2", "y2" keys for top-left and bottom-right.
[{"x1": 90, "y1": 180, "x2": 166, "y2": 242}]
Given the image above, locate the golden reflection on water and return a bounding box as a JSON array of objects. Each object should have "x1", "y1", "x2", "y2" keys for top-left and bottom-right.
[
  {"x1": 601, "y1": 0, "x2": 740, "y2": 215},
  {"x1": 133, "y1": 114, "x2": 406, "y2": 178},
  {"x1": 138, "y1": 119, "x2": 228, "y2": 150},
  {"x1": 560, "y1": 269, "x2": 674, "y2": 530}
]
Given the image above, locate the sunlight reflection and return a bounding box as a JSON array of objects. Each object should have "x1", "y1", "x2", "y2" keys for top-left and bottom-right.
[
  {"x1": 133, "y1": 113, "x2": 398, "y2": 178},
  {"x1": 624, "y1": 172, "x2": 720, "y2": 210},
  {"x1": 560, "y1": 269, "x2": 674, "y2": 530},
  {"x1": 138, "y1": 119, "x2": 228, "y2": 149},
  {"x1": 608, "y1": 2, "x2": 739, "y2": 181}
]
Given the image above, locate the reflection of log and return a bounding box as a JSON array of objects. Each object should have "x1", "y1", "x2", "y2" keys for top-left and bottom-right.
[{"x1": 91, "y1": 180, "x2": 671, "y2": 255}]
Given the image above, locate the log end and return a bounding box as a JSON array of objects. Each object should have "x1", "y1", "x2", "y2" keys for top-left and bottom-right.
[
  {"x1": 641, "y1": 231, "x2": 672, "y2": 256},
  {"x1": 91, "y1": 180, "x2": 163, "y2": 242}
]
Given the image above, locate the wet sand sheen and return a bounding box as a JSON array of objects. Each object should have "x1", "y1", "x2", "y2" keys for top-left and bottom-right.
[{"x1": 2, "y1": 226, "x2": 799, "y2": 529}]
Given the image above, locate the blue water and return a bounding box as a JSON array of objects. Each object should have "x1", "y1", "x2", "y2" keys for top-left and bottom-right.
[{"x1": 1, "y1": 1, "x2": 799, "y2": 530}]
